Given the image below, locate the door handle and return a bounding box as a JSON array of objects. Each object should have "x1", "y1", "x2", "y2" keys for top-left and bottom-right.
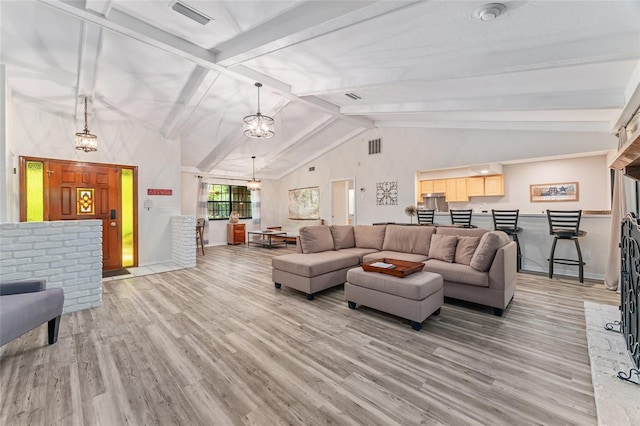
[{"x1": 110, "y1": 221, "x2": 117, "y2": 227}]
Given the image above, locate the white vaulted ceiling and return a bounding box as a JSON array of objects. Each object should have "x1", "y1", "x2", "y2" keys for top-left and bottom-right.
[{"x1": 2, "y1": 1, "x2": 639, "y2": 179}]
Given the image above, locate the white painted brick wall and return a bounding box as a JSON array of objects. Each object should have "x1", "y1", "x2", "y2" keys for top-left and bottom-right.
[
  {"x1": 0, "y1": 220, "x2": 103, "y2": 314},
  {"x1": 171, "y1": 216, "x2": 196, "y2": 268}
]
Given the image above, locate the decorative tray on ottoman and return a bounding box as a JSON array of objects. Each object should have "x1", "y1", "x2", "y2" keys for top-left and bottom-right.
[{"x1": 361, "y1": 258, "x2": 425, "y2": 278}]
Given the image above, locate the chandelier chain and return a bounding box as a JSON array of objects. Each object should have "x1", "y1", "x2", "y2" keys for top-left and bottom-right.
[
  {"x1": 256, "y1": 84, "x2": 261, "y2": 115},
  {"x1": 83, "y1": 97, "x2": 89, "y2": 133}
]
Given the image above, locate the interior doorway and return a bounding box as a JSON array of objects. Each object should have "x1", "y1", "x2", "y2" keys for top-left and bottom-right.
[
  {"x1": 331, "y1": 178, "x2": 355, "y2": 225},
  {"x1": 19, "y1": 157, "x2": 138, "y2": 271}
]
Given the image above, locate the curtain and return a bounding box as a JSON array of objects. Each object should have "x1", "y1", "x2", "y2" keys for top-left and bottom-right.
[
  {"x1": 251, "y1": 189, "x2": 261, "y2": 230},
  {"x1": 196, "y1": 177, "x2": 209, "y2": 245},
  {"x1": 604, "y1": 129, "x2": 629, "y2": 291}
]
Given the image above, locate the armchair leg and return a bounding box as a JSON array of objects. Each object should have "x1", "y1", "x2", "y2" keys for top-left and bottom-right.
[{"x1": 48, "y1": 315, "x2": 61, "y2": 344}]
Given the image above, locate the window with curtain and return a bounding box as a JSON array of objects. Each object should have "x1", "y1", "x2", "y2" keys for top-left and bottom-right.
[{"x1": 207, "y1": 184, "x2": 252, "y2": 220}]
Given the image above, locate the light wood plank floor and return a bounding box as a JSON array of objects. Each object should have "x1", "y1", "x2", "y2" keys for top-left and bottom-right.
[{"x1": 1, "y1": 245, "x2": 619, "y2": 425}]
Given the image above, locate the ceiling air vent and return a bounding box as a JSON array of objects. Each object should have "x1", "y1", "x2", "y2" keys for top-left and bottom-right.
[
  {"x1": 368, "y1": 138, "x2": 382, "y2": 155},
  {"x1": 345, "y1": 93, "x2": 362, "y2": 100},
  {"x1": 171, "y1": 1, "x2": 212, "y2": 25}
]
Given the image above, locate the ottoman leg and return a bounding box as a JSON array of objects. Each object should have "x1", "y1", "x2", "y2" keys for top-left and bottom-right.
[
  {"x1": 348, "y1": 301, "x2": 356, "y2": 309},
  {"x1": 411, "y1": 321, "x2": 422, "y2": 331},
  {"x1": 306, "y1": 293, "x2": 315, "y2": 300},
  {"x1": 274, "y1": 283, "x2": 282, "y2": 289}
]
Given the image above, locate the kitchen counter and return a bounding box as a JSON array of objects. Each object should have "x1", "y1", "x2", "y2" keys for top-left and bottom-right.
[{"x1": 431, "y1": 212, "x2": 611, "y2": 280}]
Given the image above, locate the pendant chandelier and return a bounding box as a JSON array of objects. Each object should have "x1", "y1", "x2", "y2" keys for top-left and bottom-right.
[
  {"x1": 75, "y1": 97, "x2": 98, "y2": 152},
  {"x1": 247, "y1": 156, "x2": 261, "y2": 191},
  {"x1": 243, "y1": 82, "x2": 274, "y2": 139}
]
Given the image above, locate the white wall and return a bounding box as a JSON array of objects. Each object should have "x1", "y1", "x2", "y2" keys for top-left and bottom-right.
[
  {"x1": 440, "y1": 154, "x2": 611, "y2": 213},
  {"x1": 1, "y1": 65, "x2": 17, "y2": 223},
  {"x1": 180, "y1": 172, "x2": 279, "y2": 245},
  {"x1": 6, "y1": 101, "x2": 182, "y2": 267},
  {"x1": 277, "y1": 127, "x2": 618, "y2": 225}
]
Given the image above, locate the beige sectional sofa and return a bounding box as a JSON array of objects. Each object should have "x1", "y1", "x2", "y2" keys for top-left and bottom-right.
[{"x1": 271, "y1": 224, "x2": 516, "y2": 316}]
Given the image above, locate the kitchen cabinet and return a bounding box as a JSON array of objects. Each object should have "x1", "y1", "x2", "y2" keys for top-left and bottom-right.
[
  {"x1": 445, "y1": 178, "x2": 469, "y2": 202},
  {"x1": 422, "y1": 175, "x2": 503, "y2": 200},
  {"x1": 467, "y1": 177, "x2": 485, "y2": 196},
  {"x1": 420, "y1": 179, "x2": 447, "y2": 195},
  {"x1": 485, "y1": 175, "x2": 504, "y2": 196},
  {"x1": 420, "y1": 180, "x2": 434, "y2": 194},
  {"x1": 433, "y1": 179, "x2": 447, "y2": 193}
]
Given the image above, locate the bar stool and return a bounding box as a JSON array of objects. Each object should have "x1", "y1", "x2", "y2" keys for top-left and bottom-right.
[
  {"x1": 546, "y1": 210, "x2": 587, "y2": 282},
  {"x1": 417, "y1": 209, "x2": 435, "y2": 225},
  {"x1": 492, "y1": 209, "x2": 523, "y2": 272},
  {"x1": 196, "y1": 218, "x2": 205, "y2": 256},
  {"x1": 450, "y1": 209, "x2": 476, "y2": 228}
]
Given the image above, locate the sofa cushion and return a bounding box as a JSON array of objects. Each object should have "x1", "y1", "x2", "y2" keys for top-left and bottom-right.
[
  {"x1": 337, "y1": 247, "x2": 380, "y2": 263},
  {"x1": 299, "y1": 225, "x2": 335, "y2": 253},
  {"x1": 454, "y1": 236, "x2": 481, "y2": 265},
  {"x1": 354, "y1": 225, "x2": 386, "y2": 250},
  {"x1": 423, "y1": 259, "x2": 489, "y2": 287},
  {"x1": 272, "y1": 252, "x2": 360, "y2": 277},
  {"x1": 470, "y1": 231, "x2": 512, "y2": 272},
  {"x1": 428, "y1": 234, "x2": 458, "y2": 263},
  {"x1": 347, "y1": 268, "x2": 442, "y2": 301},
  {"x1": 330, "y1": 225, "x2": 355, "y2": 250},
  {"x1": 382, "y1": 225, "x2": 435, "y2": 256},
  {"x1": 362, "y1": 251, "x2": 429, "y2": 264}
]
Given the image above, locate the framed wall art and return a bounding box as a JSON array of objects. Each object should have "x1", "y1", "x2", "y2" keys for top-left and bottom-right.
[
  {"x1": 530, "y1": 182, "x2": 579, "y2": 202},
  {"x1": 288, "y1": 186, "x2": 320, "y2": 219},
  {"x1": 376, "y1": 181, "x2": 398, "y2": 206}
]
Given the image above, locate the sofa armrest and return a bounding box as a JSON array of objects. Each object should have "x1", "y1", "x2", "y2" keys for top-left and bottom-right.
[
  {"x1": 0, "y1": 279, "x2": 46, "y2": 295},
  {"x1": 488, "y1": 241, "x2": 517, "y2": 290}
]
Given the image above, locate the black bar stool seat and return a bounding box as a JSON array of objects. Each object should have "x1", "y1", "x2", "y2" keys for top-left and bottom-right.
[
  {"x1": 546, "y1": 210, "x2": 586, "y2": 282},
  {"x1": 491, "y1": 209, "x2": 523, "y2": 271}
]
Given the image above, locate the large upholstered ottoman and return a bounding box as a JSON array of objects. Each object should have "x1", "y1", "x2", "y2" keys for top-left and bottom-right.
[{"x1": 345, "y1": 268, "x2": 443, "y2": 331}]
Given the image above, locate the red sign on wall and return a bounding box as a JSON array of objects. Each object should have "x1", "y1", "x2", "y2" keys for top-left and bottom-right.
[{"x1": 147, "y1": 188, "x2": 173, "y2": 196}]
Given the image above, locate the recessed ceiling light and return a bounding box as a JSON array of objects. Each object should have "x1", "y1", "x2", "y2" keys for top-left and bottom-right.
[
  {"x1": 474, "y1": 3, "x2": 506, "y2": 21},
  {"x1": 480, "y1": 170, "x2": 489, "y2": 174}
]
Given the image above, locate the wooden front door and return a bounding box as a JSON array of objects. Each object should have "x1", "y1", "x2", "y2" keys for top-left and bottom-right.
[
  {"x1": 20, "y1": 157, "x2": 137, "y2": 271},
  {"x1": 49, "y1": 162, "x2": 121, "y2": 270}
]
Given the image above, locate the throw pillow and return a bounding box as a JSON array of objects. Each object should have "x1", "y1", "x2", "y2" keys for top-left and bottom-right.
[
  {"x1": 470, "y1": 231, "x2": 511, "y2": 272},
  {"x1": 299, "y1": 226, "x2": 335, "y2": 253},
  {"x1": 354, "y1": 225, "x2": 386, "y2": 250},
  {"x1": 382, "y1": 224, "x2": 435, "y2": 256},
  {"x1": 455, "y1": 236, "x2": 481, "y2": 265},
  {"x1": 330, "y1": 225, "x2": 355, "y2": 250},
  {"x1": 428, "y1": 234, "x2": 458, "y2": 263}
]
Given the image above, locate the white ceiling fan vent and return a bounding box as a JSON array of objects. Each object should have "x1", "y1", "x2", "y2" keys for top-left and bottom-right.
[
  {"x1": 170, "y1": 1, "x2": 212, "y2": 25},
  {"x1": 345, "y1": 93, "x2": 362, "y2": 100},
  {"x1": 368, "y1": 138, "x2": 382, "y2": 155}
]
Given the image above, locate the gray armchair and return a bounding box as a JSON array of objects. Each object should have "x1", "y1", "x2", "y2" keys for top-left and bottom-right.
[{"x1": 0, "y1": 279, "x2": 64, "y2": 346}]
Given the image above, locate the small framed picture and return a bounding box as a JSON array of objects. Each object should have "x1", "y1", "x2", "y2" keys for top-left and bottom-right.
[{"x1": 530, "y1": 182, "x2": 579, "y2": 202}]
